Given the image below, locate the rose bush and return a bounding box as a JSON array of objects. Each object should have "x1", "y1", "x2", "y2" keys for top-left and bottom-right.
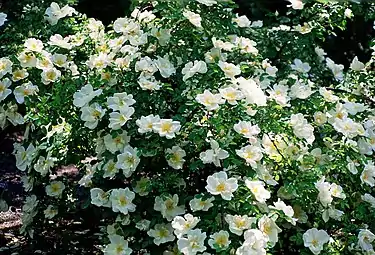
[{"x1": 1, "y1": 0, "x2": 375, "y2": 254}]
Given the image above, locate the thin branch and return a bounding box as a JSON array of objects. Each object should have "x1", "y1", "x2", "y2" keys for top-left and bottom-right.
[
  {"x1": 266, "y1": 133, "x2": 288, "y2": 163},
  {"x1": 325, "y1": 87, "x2": 375, "y2": 107}
]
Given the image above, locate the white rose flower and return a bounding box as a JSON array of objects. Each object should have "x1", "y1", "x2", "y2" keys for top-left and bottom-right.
[
  {"x1": 103, "y1": 234, "x2": 132, "y2": 255},
  {"x1": 182, "y1": 60, "x2": 207, "y2": 81},
  {"x1": 103, "y1": 160, "x2": 120, "y2": 179},
  {"x1": 236, "y1": 145, "x2": 263, "y2": 167},
  {"x1": 205, "y1": 48, "x2": 227, "y2": 64},
  {"x1": 34, "y1": 155, "x2": 56, "y2": 176},
  {"x1": 15, "y1": 143, "x2": 36, "y2": 171},
  {"x1": 360, "y1": 161, "x2": 375, "y2": 187},
  {"x1": 319, "y1": 87, "x2": 339, "y2": 103},
  {"x1": 12, "y1": 69, "x2": 29, "y2": 82},
  {"x1": 287, "y1": 0, "x2": 304, "y2": 9},
  {"x1": 358, "y1": 229, "x2": 375, "y2": 251},
  {"x1": 17, "y1": 51, "x2": 37, "y2": 68},
  {"x1": 135, "y1": 56, "x2": 157, "y2": 75},
  {"x1": 225, "y1": 214, "x2": 255, "y2": 236},
  {"x1": 329, "y1": 183, "x2": 346, "y2": 199},
  {"x1": 104, "y1": 131, "x2": 130, "y2": 153},
  {"x1": 109, "y1": 107, "x2": 135, "y2": 130},
  {"x1": 44, "y1": 205, "x2": 58, "y2": 219},
  {"x1": 136, "y1": 114, "x2": 160, "y2": 133},
  {"x1": 343, "y1": 101, "x2": 367, "y2": 115},
  {"x1": 73, "y1": 84, "x2": 102, "y2": 108},
  {"x1": 172, "y1": 214, "x2": 200, "y2": 238},
  {"x1": 290, "y1": 81, "x2": 313, "y2": 99},
  {"x1": 52, "y1": 53, "x2": 68, "y2": 67},
  {"x1": 177, "y1": 229, "x2": 207, "y2": 255},
  {"x1": 326, "y1": 58, "x2": 344, "y2": 81},
  {"x1": 236, "y1": 77, "x2": 267, "y2": 107},
  {"x1": 233, "y1": 121, "x2": 261, "y2": 140},
  {"x1": 0, "y1": 78, "x2": 12, "y2": 102},
  {"x1": 333, "y1": 118, "x2": 364, "y2": 138},
  {"x1": 350, "y1": 56, "x2": 365, "y2": 71},
  {"x1": 46, "y1": 181, "x2": 65, "y2": 197},
  {"x1": 290, "y1": 113, "x2": 315, "y2": 144},
  {"x1": 315, "y1": 177, "x2": 333, "y2": 207},
  {"x1": 208, "y1": 230, "x2": 231, "y2": 249},
  {"x1": 110, "y1": 188, "x2": 136, "y2": 215},
  {"x1": 303, "y1": 228, "x2": 330, "y2": 255},
  {"x1": 232, "y1": 14, "x2": 251, "y2": 27},
  {"x1": 269, "y1": 199, "x2": 297, "y2": 225},
  {"x1": 0, "y1": 57, "x2": 13, "y2": 77},
  {"x1": 13, "y1": 82, "x2": 39, "y2": 104},
  {"x1": 154, "y1": 194, "x2": 185, "y2": 221},
  {"x1": 166, "y1": 146, "x2": 186, "y2": 170},
  {"x1": 0, "y1": 12, "x2": 7, "y2": 27},
  {"x1": 268, "y1": 84, "x2": 290, "y2": 107},
  {"x1": 151, "y1": 28, "x2": 171, "y2": 46},
  {"x1": 218, "y1": 61, "x2": 241, "y2": 78},
  {"x1": 136, "y1": 219, "x2": 151, "y2": 231},
  {"x1": 205, "y1": 171, "x2": 238, "y2": 200},
  {"x1": 189, "y1": 197, "x2": 214, "y2": 212},
  {"x1": 138, "y1": 74, "x2": 161, "y2": 90},
  {"x1": 313, "y1": 111, "x2": 327, "y2": 126},
  {"x1": 236, "y1": 37, "x2": 258, "y2": 55},
  {"x1": 236, "y1": 229, "x2": 267, "y2": 255},
  {"x1": 153, "y1": 119, "x2": 181, "y2": 139},
  {"x1": 115, "y1": 145, "x2": 140, "y2": 177},
  {"x1": 45, "y1": 2, "x2": 75, "y2": 25},
  {"x1": 183, "y1": 10, "x2": 202, "y2": 28},
  {"x1": 80, "y1": 103, "x2": 106, "y2": 129},
  {"x1": 258, "y1": 215, "x2": 282, "y2": 247},
  {"x1": 196, "y1": 90, "x2": 225, "y2": 111},
  {"x1": 245, "y1": 180, "x2": 271, "y2": 203},
  {"x1": 325, "y1": 207, "x2": 344, "y2": 221},
  {"x1": 49, "y1": 34, "x2": 72, "y2": 49},
  {"x1": 154, "y1": 55, "x2": 176, "y2": 78},
  {"x1": 219, "y1": 86, "x2": 244, "y2": 105},
  {"x1": 107, "y1": 92, "x2": 136, "y2": 112},
  {"x1": 362, "y1": 193, "x2": 375, "y2": 208},
  {"x1": 291, "y1": 59, "x2": 311, "y2": 73},
  {"x1": 4, "y1": 103, "x2": 24, "y2": 127},
  {"x1": 213, "y1": 38, "x2": 235, "y2": 51},
  {"x1": 147, "y1": 224, "x2": 175, "y2": 246},
  {"x1": 24, "y1": 38, "x2": 44, "y2": 52},
  {"x1": 41, "y1": 68, "x2": 61, "y2": 84},
  {"x1": 90, "y1": 188, "x2": 111, "y2": 207},
  {"x1": 196, "y1": 0, "x2": 217, "y2": 6},
  {"x1": 199, "y1": 140, "x2": 229, "y2": 167}
]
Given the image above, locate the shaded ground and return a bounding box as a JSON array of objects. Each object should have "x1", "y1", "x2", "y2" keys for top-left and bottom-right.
[
  {"x1": 0, "y1": 128, "x2": 102, "y2": 254},
  {"x1": 0, "y1": 128, "x2": 26, "y2": 253}
]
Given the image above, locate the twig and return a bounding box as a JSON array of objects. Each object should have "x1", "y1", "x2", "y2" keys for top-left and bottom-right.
[
  {"x1": 266, "y1": 133, "x2": 288, "y2": 163},
  {"x1": 325, "y1": 87, "x2": 375, "y2": 107}
]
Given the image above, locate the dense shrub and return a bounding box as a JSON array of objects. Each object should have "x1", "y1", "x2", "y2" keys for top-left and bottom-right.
[{"x1": 1, "y1": 0, "x2": 375, "y2": 254}]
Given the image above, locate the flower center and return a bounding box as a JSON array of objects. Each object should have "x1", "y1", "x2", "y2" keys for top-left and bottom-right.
[
  {"x1": 311, "y1": 239, "x2": 318, "y2": 247},
  {"x1": 119, "y1": 196, "x2": 128, "y2": 206},
  {"x1": 216, "y1": 183, "x2": 226, "y2": 192},
  {"x1": 161, "y1": 122, "x2": 172, "y2": 133}
]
